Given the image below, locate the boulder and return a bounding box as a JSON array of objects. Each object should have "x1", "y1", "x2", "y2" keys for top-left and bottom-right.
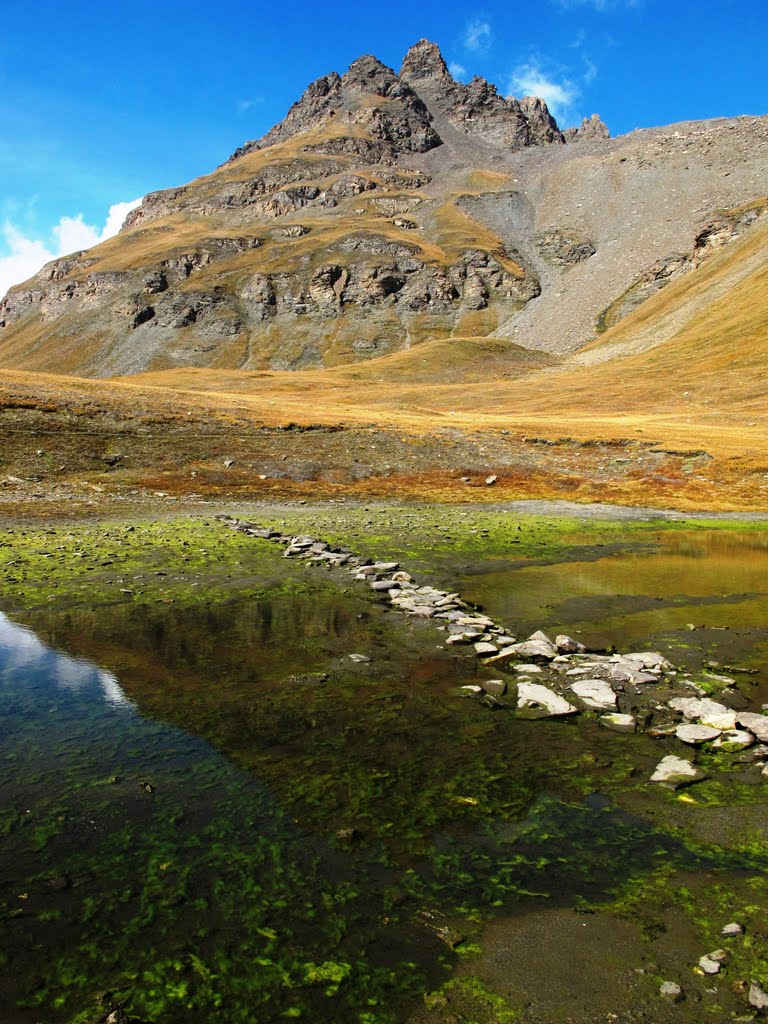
[
  {"x1": 721, "y1": 922, "x2": 744, "y2": 937},
  {"x1": 599, "y1": 713, "x2": 637, "y2": 734},
  {"x1": 502, "y1": 638, "x2": 557, "y2": 662},
  {"x1": 481, "y1": 679, "x2": 507, "y2": 697}
]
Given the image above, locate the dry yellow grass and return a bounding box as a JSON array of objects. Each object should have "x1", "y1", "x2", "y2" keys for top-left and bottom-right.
[{"x1": 2, "y1": 183, "x2": 767, "y2": 511}]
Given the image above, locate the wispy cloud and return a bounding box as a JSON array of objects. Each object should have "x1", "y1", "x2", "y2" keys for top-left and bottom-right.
[
  {"x1": 508, "y1": 62, "x2": 578, "y2": 121},
  {"x1": 0, "y1": 198, "x2": 141, "y2": 297},
  {"x1": 237, "y1": 97, "x2": 264, "y2": 114},
  {"x1": 463, "y1": 17, "x2": 492, "y2": 52},
  {"x1": 583, "y1": 56, "x2": 598, "y2": 83},
  {"x1": 448, "y1": 61, "x2": 469, "y2": 81}
]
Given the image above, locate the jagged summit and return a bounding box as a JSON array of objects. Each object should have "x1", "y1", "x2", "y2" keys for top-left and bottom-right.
[
  {"x1": 2, "y1": 34, "x2": 765, "y2": 384},
  {"x1": 230, "y1": 39, "x2": 570, "y2": 163}
]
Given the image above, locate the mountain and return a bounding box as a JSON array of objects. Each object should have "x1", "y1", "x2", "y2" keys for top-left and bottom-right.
[{"x1": 2, "y1": 39, "x2": 765, "y2": 380}]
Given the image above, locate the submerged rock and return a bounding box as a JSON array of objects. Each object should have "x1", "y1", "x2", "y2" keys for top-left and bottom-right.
[{"x1": 600, "y1": 713, "x2": 637, "y2": 734}]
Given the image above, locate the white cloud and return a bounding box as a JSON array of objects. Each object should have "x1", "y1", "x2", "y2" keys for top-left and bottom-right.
[
  {"x1": 0, "y1": 198, "x2": 141, "y2": 298},
  {"x1": 508, "y1": 63, "x2": 579, "y2": 121},
  {"x1": 463, "y1": 18, "x2": 492, "y2": 52},
  {"x1": 449, "y1": 61, "x2": 469, "y2": 80}
]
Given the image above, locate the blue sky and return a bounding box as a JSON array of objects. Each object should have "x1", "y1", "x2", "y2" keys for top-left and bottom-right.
[{"x1": 1, "y1": 0, "x2": 765, "y2": 294}]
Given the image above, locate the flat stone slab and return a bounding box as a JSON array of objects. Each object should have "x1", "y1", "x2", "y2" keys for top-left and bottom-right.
[
  {"x1": 676, "y1": 723, "x2": 721, "y2": 745},
  {"x1": 474, "y1": 641, "x2": 499, "y2": 656},
  {"x1": 570, "y1": 679, "x2": 618, "y2": 711},
  {"x1": 650, "y1": 755, "x2": 706, "y2": 788},
  {"x1": 517, "y1": 682, "x2": 578, "y2": 718}
]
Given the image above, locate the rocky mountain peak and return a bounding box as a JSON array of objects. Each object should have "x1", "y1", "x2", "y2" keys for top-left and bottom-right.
[{"x1": 400, "y1": 39, "x2": 452, "y2": 83}]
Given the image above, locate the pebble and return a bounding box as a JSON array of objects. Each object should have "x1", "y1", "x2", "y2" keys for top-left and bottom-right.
[{"x1": 348, "y1": 653, "x2": 371, "y2": 664}]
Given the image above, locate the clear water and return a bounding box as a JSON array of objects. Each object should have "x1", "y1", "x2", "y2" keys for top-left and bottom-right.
[{"x1": 2, "y1": 526, "x2": 768, "y2": 1023}]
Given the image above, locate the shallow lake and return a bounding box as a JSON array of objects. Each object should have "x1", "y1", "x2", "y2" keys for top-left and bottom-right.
[{"x1": 2, "y1": 514, "x2": 768, "y2": 1023}]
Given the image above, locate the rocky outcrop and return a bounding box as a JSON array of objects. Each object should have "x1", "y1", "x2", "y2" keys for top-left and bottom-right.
[
  {"x1": 564, "y1": 114, "x2": 610, "y2": 143},
  {"x1": 400, "y1": 40, "x2": 565, "y2": 151},
  {"x1": 535, "y1": 228, "x2": 596, "y2": 267}
]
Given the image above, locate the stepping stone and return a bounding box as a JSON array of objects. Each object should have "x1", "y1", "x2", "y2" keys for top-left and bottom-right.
[
  {"x1": 569, "y1": 679, "x2": 618, "y2": 711},
  {"x1": 676, "y1": 724, "x2": 722, "y2": 745},
  {"x1": 650, "y1": 755, "x2": 706, "y2": 788},
  {"x1": 517, "y1": 682, "x2": 578, "y2": 718},
  {"x1": 474, "y1": 642, "x2": 498, "y2": 656}
]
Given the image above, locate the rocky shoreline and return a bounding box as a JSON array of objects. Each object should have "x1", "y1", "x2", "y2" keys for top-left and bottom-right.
[{"x1": 219, "y1": 514, "x2": 768, "y2": 789}]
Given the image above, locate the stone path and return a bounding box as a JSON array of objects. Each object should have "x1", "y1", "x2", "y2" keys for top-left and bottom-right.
[{"x1": 218, "y1": 515, "x2": 768, "y2": 788}]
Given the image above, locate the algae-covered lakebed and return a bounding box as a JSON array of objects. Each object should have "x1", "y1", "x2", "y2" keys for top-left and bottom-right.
[{"x1": 2, "y1": 504, "x2": 768, "y2": 1024}]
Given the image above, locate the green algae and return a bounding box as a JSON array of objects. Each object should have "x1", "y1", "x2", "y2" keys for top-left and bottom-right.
[{"x1": 3, "y1": 508, "x2": 768, "y2": 1023}]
